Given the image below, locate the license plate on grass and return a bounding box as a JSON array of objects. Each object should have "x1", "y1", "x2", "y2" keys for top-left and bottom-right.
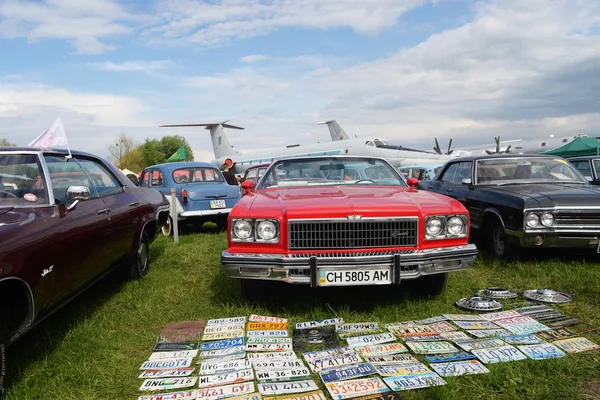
[
  {"x1": 210, "y1": 200, "x2": 226, "y2": 209},
  {"x1": 318, "y1": 269, "x2": 391, "y2": 286}
]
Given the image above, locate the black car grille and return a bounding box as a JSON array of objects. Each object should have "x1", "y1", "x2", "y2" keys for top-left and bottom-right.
[{"x1": 288, "y1": 219, "x2": 418, "y2": 250}]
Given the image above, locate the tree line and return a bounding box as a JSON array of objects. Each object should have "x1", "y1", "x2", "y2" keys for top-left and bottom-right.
[{"x1": 108, "y1": 133, "x2": 194, "y2": 173}]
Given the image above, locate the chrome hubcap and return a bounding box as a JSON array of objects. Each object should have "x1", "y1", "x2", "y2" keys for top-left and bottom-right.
[{"x1": 138, "y1": 240, "x2": 148, "y2": 272}]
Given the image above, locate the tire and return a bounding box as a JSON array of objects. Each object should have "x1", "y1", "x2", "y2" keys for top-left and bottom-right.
[
  {"x1": 161, "y1": 217, "x2": 173, "y2": 236},
  {"x1": 128, "y1": 232, "x2": 150, "y2": 280},
  {"x1": 412, "y1": 273, "x2": 448, "y2": 297},
  {"x1": 216, "y1": 217, "x2": 228, "y2": 233},
  {"x1": 487, "y1": 217, "x2": 518, "y2": 260}
]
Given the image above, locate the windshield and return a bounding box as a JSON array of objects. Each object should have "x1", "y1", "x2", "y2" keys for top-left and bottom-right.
[
  {"x1": 0, "y1": 154, "x2": 49, "y2": 206},
  {"x1": 258, "y1": 157, "x2": 407, "y2": 189},
  {"x1": 173, "y1": 167, "x2": 224, "y2": 184},
  {"x1": 476, "y1": 157, "x2": 587, "y2": 185}
]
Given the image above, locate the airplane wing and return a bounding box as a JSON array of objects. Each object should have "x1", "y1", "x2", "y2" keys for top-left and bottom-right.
[{"x1": 159, "y1": 122, "x2": 245, "y2": 130}]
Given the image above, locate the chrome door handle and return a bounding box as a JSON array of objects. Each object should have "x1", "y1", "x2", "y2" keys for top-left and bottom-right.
[
  {"x1": 446, "y1": 189, "x2": 453, "y2": 193},
  {"x1": 427, "y1": 185, "x2": 434, "y2": 189},
  {"x1": 129, "y1": 202, "x2": 140, "y2": 207},
  {"x1": 98, "y1": 208, "x2": 111, "y2": 215}
]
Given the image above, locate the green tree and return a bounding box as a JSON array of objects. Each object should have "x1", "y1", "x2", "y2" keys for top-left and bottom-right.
[
  {"x1": 140, "y1": 135, "x2": 194, "y2": 167},
  {"x1": 120, "y1": 147, "x2": 144, "y2": 173},
  {"x1": 0, "y1": 138, "x2": 16, "y2": 146}
]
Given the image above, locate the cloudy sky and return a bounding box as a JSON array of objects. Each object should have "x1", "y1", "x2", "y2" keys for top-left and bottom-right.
[{"x1": 1, "y1": 0, "x2": 599, "y2": 163}]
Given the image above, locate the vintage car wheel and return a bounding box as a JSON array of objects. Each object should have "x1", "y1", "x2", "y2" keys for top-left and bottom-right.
[
  {"x1": 488, "y1": 219, "x2": 517, "y2": 260},
  {"x1": 161, "y1": 217, "x2": 173, "y2": 236},
  {"x1": 128, "y1": 232, "x2": 150, "y2": 280},
  {"x1": 412, "y1": 273, "x2": 448, "y2": 297}
]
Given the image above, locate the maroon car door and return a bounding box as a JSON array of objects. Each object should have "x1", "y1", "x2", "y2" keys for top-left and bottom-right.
[
  {"x1": 76, "y1": 156, "x2": 141, "y2": 267},
  {"x1": 41, "y1": 155, "x2": 113, "y2": 304}
]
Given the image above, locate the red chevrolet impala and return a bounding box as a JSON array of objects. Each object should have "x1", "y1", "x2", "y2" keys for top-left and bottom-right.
[{"x1": 221, "y1": 156, "x2": 478, "y2": 296}]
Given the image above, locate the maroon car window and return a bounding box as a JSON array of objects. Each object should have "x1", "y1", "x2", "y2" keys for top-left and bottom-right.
[
  {"x1": 43, "y1": 155, "x2": 100, "y2": 203},
  {"x1": 245, "y1": 168, "x2": 257, "y2": 182},
  {"x1": 0, "y1": 154, "x2": 49, "y2": 206},
  {"x1": 76, "y1": 158, "x2": 122, "y2": 197}
]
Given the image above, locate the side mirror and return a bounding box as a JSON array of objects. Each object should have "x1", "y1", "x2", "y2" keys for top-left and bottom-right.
[
  {"x1": 407, "y1": 177, "x2": 418, "y2": 192},
  {"x1": 66, "y1": 185, "x2": 91, "y2": 211},
  {"x1": 242, "y1": 180, "x2": 254, "y2": 190},
  {"x1": 461, "y1": 178, "x2": 472, "y2": 185}
]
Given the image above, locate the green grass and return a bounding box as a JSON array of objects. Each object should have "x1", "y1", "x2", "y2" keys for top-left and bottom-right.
[{"x1": 2, "y1": 231, "x2": 600, "y2": 400}]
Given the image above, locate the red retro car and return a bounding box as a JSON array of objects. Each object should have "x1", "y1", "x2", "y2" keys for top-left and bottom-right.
[
  {"x1": 0, "y1": 147, "x2": 170, "y2": 348},
  {"x1": 221, "y1": 156, "x2": 478, "y2": 296}
]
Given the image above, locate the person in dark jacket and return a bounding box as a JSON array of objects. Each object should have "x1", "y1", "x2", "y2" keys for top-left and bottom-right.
[{"x1": 222, "y1": 163, "x2": 238, "y2": 185}]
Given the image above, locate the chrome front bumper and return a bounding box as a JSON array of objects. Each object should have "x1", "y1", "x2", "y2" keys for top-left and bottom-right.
[
  {"x1": 179, "y1": 208, "x2": 233, "y2": 218},
  {"x1": 506, "y1": 229, "x2": 600, "y2": 249},
  {"x1": 221, "y1": 244, "x2": 478, "y2": 285}
]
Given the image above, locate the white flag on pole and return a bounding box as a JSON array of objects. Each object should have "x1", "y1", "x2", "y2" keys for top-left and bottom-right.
[{"x1": 29, "y1": 118, "x2": 69, "y2": 150}]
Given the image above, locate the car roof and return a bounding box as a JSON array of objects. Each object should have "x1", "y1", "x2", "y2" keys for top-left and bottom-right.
[
  {"x1": 447, "y1": 153, "x2": 561, "y2": 163},
  {"x1": 270, "y1": 155, "x2": 391, "y2": 164},
  {"x1": 0, "y1": 146, "x2": 102, "y2": 158},
  {"x1": 145, "y1": 161, "x2": 217, "y2": 170},
  {"x1": 567, "y1": 155, "x2": 600, "y2": 160}
]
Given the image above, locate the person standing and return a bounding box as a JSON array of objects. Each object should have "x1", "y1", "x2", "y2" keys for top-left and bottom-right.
[{"x1": 222, "y1": 163, "x2": 238, "y2": 185}]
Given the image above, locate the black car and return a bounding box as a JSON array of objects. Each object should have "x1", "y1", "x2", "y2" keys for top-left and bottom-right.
[
  {"x1": 568, "y1": 156, "x2": 600, "y2": 185},
  {"x1": 421, "y1": 154, "x2": 600, "y2": 258}
]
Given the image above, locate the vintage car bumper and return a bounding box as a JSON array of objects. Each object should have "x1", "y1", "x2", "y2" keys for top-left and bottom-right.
[
  {"x1": 221, "y1": 244, "x2": 478, "y2": 285},
  {"x1": 179, "y1": 208, "x2": 233, "y2": 218},
  {"x1": 506, "y1": 229, "x2": 600, "y2": 249}
]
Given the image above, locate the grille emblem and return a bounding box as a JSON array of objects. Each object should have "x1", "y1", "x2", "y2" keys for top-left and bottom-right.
[{"x1": 347, "y1": 215, "x2": 362, "y2": 220}]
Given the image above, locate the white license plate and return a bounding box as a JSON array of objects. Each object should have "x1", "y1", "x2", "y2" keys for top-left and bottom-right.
[
  {"x1": 517, "y1": 343, "x2": 566, "y2": 360},
  {"x1": 210, "y1": 200, "x2": 226, "y2": 209},
  {"x1": 472, "y1": 345, "x2": 528, "y2": 363},
  {"x1": 429, "y1": 360, "x2": 490, "y2": 377},
  {"x1": 258, "y1": 380, "x2": 319, "y2": 396},
  {"x1": 318, "y1": 269, "x2": 391, "y2": 286},
  {"x1": 255, "y1": 368, "x2": 311, "y2": 382}
]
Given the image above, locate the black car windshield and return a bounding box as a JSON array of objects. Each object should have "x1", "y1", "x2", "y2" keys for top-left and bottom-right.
[
  {"x1": 476, "y1": 157, "x2": 587, "y2": 185},
  {"x1": 258, "y1": 157, "x2": 407, "y2": 189},
  {"x1": 0, "y1": 154, "x2": 49, "y2": 206},
  {"x1": 173, "y1": 167, "x2": 224, "y2": 184}
]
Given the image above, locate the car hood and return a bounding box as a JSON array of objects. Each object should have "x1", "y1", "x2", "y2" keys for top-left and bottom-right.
[
  {"x1": 179, "y1": 182, "x2": 240, "y2": 200},
  {"x1": 486, "y1": 183, "x2": 600, "y2": 208},
  {"x1": 243, "y1": 186, "x2": 463, "y2": 219}
]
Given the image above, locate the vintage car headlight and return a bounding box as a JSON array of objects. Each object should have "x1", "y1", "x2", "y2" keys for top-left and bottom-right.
[
  {"x1": 256, "y1": 220, "x2": 279, "y2": 242},
  {"x1": 426, "y1": 217, "x2": 444, "y2": 237},
  {"x1": 541, "y1": 212, "x2": 555, "y2": 227},
  {"x1": 233, "y1": 220, "x2": 253, "y2": 240},
  {"x1": 446, "y1": 216, "x2": 466, "y2": 236},
  {"x1": 525, "y1": 213, "x2": 540, "y2": 228},
  {"x1": 426, "y1": 215, "x2": 468, "y2": 240}
]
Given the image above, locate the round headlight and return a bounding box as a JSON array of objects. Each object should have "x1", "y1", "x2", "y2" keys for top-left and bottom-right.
[
  {"x1": 257, "y1": 220, "x2": 277, "y2": 240},
  {"x1": 541, "y1": 212, "x2": 555, "y2": 227},
  {"x1": 426, "y1": 217, "x2": 444, "y2": 237},
  {"x1": 233, "y1": 220, "x2": 253, "y2": 239},
  {"x1": 447, "y1": 216, "x2": 465, "y2": 236},
  {"x1": 525, "y1": 213, "x2": 540, "y2": 228}
]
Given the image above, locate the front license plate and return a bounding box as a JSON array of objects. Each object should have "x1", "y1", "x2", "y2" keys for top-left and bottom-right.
[
  {"x1": 318, "y1": 269, "x2": 391, "y2": 286},
  {"x1": 210, "y1": 200, "x2": 226, "y2": 209}
]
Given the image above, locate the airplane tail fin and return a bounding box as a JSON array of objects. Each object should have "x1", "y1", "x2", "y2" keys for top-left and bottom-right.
[
  {"x1": 159, "y1": 121, "x2": 243, "y2": 161},
  {"x1": 318, "y1": 120, "x2": 357, "y2": 141}
]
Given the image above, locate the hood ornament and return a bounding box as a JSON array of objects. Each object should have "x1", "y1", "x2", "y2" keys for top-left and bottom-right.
[{"x1": 347, "y1": 215, "x2": 363, "y2": 221}]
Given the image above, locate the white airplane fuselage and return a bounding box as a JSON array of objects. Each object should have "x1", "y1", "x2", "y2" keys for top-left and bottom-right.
[{"x1": 210, "y1": 136, "x2": 455, "y2": 174}]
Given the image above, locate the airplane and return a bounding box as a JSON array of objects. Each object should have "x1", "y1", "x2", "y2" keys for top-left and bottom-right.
[
  {"x1": 323, "y1": 120, "x2": 593, "y2": 157},
  {"x1": 450, "y1": 133, "x2": 593, "y2": 156},
  {"x1": 159, "y1": 121, "x2": 457, "y2": 174}
]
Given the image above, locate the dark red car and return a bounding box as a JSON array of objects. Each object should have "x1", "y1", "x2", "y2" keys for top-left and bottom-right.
[
  {"x1": 241, "y1": 163, "x2": 270, "y2": 195},
  {"x1": 0, "y1": 147, "x2": 170, "y2": 348}
]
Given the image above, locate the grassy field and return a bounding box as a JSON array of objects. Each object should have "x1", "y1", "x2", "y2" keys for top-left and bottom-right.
[{"x1": 2, "y1": 229, "x2": 600, "y2": 400}]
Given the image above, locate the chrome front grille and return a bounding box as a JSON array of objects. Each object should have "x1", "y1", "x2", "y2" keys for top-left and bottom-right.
[
  {"x1": 288, "y1": 218, "x2": 418, "y2": 250},
  {"x1": 554, "y1": 211, "x2": 600, "y2": 228}
]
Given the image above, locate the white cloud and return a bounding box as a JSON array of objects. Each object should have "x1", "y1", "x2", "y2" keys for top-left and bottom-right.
[
  {"x1": 239, "y1": 54, "x2": 269, "y2": 64},
  {"x1": 146, "y1": 0, "x2": 425, "y2": 46},
  {"x1": 0, "y1": 0, "x2": 134, "y2": 54},
  {"x1": 89, "y1": 60, "x2": 173, "y2": 72}
]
